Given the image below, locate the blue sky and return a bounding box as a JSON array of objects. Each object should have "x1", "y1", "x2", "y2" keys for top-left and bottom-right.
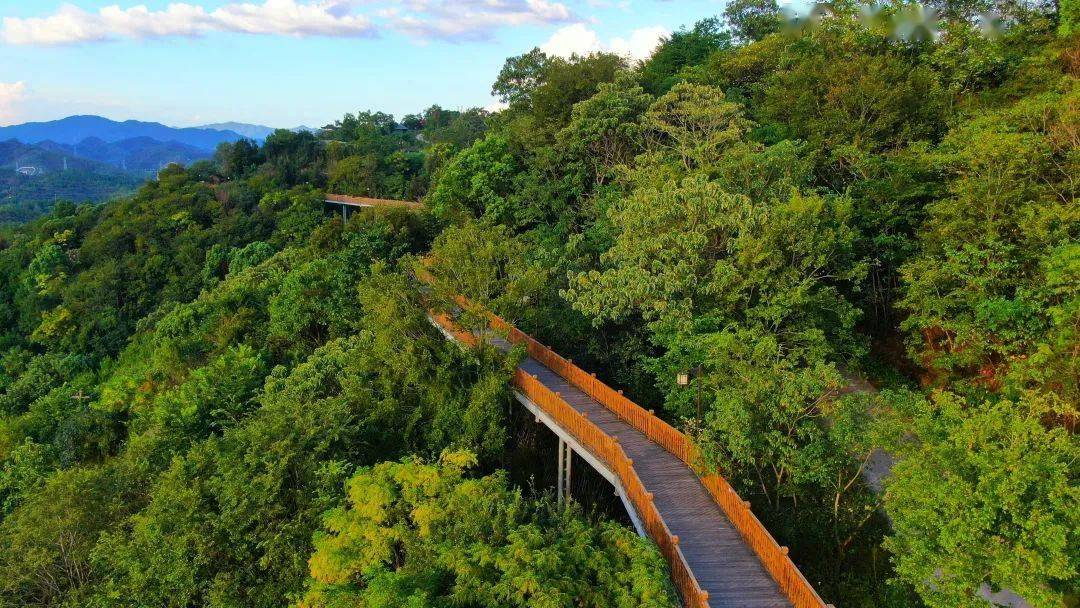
[{"x1": 0, "y1": 1, "x2": 730, "y2": 129}]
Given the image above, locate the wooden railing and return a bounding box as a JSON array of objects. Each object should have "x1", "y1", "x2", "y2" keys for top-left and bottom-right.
[{"x1": 423, "y1": 274, "x2": 828, "y2": 608}]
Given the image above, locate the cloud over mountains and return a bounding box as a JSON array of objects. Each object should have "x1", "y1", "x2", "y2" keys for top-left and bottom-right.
[
  {"x1": 2, "y1": 0, "x2": 578, "y2": 46},
  {"x1": 0, "y1": 82, "x2": 27, "y2": 125}
]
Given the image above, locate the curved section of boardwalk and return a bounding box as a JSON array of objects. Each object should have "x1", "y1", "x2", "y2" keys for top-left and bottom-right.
[
  {"x1": 516, "y1": 352, "x2": 793, "y2": 608},
  {"x1": 429, "y1": 296, "x2": 828, "y2": 608}
]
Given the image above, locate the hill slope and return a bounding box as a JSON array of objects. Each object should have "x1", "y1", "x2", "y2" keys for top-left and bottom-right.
[
  {"x1": 0, "y1": 139, "x2": 117, "y2": 174},
  {"x1": 37, "y1": 137, "x2": 212, "y2": 175},
  {"x1": 0, "y1": 140, "x2": 143, "y2": 223}
]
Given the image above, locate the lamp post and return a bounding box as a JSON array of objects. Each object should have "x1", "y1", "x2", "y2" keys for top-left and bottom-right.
[{"x1": 677, "y1": 366, "x2": 704, "y2": 425}]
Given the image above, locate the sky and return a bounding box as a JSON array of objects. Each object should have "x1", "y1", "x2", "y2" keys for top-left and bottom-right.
[{"x1": 0, "y1": 0, "x2": 732, "y2": 129}]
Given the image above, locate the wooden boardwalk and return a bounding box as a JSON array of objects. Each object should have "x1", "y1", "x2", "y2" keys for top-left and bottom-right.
[
  {"x1": 496, "y1": 336, "x2": 793, "y2": 607},
  {"x1": 426, "y1": 290, "x2": 826, "y2": 608},
  {"x1": 324, "y1": 193, "x2": 425, "y2": 210}
]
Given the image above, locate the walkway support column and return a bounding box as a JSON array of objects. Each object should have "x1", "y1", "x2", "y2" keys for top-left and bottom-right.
[
  {"x1": 557, "y1": 438, "x2": 565, "y2": 502},
  {"x1": 564, "y1": 441, "x2": 572, "y2": 501},
  {"x1": 556, "y1": 439, "x2": 572, "y2": 503}
]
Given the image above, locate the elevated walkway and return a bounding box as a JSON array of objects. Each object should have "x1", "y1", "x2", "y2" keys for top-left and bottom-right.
[
  {"x1": 324, "y1": 193, "x2": 424, "y2": 219},
  {"x1": 428, "y1": 302, "x2": 830, "y2": 608}
]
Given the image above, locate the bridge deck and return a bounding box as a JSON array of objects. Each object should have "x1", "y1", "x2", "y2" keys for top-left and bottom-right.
[
  {"x1": 493, "y1": 336, "x2": 792, "y2": 608},
  {"x1": 325, "y1": 193, "x2": 424, "y2": 209}
]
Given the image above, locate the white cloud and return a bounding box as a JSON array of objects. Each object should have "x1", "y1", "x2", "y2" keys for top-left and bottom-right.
[
  {"x1": 3, "y1": 6, "x2": 114, "y2": 46},
  {"x1": 540, "y1": 22, "x2": 602, "y2": 56},
  {"x1": 609, "y1": 25, "x2": 667, "y2": 61},
  {"x1": 212, "y1": 0, "x2": 374, "y2": 36},
  {"x1": 393, "y1": 0, "x2": 575, "y2": 41},
  {"x1": 541, "y1": 23, "x2": 667, "y2": 62},
  {"x1": 2, "y1": 0, "x2": 585, "y2": 46},
  {"x1": 484, "y1": 99, "x2": 510, "y2": 113},
  {"x1": 0, "y1": 82, "x2": 27, "y2": 125},
  {"x1": 2, "y1": 1, "x2": 376, "y2": 46},
  {"x1": 99, "y1": 4, "x2": 212, "y2": 39}
]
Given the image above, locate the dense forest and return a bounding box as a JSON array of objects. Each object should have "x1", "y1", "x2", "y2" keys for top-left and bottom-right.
[
  {"x1": 0, "y1": 169, "x2": 142, "y2": 226},
  {"x1": 0, "y1": 138, "x2": 144, "y2": 226},
  {"x1": 0, "y1": 1, "x2": 1077, "y2": 607}
]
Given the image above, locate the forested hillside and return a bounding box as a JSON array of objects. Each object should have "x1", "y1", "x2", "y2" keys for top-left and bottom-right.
[
  {"x1": 0, "y1": 2, "x2": 1076, "y2": 608},
  {"x1": 0, "y1": 140, "x2": 143, "y2": 225},
  {"x1": 0, "y1": 169, "x2": 141, "y2": 226}
]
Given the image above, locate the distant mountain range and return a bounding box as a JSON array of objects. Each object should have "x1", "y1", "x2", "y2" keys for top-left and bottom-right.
[
  {"x1": 0, "y1": 116, "x2": 301, "y2": 177},
  {"x1": 199, "y1": 122, "x2": 277, "y2": 141},
  {"x1": 199, "y1": 122, "x2": 320, "y2": 140},
  {"x1": 0, "y1": 115, "x2": 322, "y2": 223},
  {"x1": 0, "y1": 139, "x2": 120, "y2": 175},
  {"x1": 37, "y1": 137, "x2": 210, "y2": 174},
  {"x1": 0, "y1": 115, "x2": 247, "y2": 151}
]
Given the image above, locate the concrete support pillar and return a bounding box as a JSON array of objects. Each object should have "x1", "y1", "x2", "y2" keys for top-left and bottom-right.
[
  {"x1": 564, "y1": 441, "x2": 572, "y2": 500},
  {"x1": 557, "y1": 439, "x2": 572, "y2": 503},
  {"x1": 557, "y1": 438, "x2": 565, "y2": 502}
]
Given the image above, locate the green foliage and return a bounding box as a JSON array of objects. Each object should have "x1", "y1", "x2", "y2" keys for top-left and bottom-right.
[
  {"x1": 426, "y1": 135, "x2": 521, "y2": 222},
  {"x1": 755, "y1": 26, "x2": 948, "y2": 168},
  {"x1": 0, "y1": 169, "x2": 140, "y2": 225},
  {"x1": 639, "y1": 18, "x2": 733, "y2": 94},
  {"x1": 929, "y1": 21, "x2": 1012, "y2": 94},
  {"x1": 884, "y1": 391, "x2": 1079, "y2": 608},
  {"x1": 148, "y1": 345, "x2": 266, "y2": 438},
  {"x1": 214, "y1": 139, "x2": 262, "y2": 180},
  {"x1": 638, "y1": 83, "x2": 753, "y2": 173},
  {"x1": 494, "y1": 50, "x2": 627, "y2": 145},
  {"x1": 1062, "y1": 0, "x2": 1080, "y2": 35},
  {"x1": 899, "y1": 86, "x2": 1079, "y2": 395},
  {"x1": 0, "y1": 439, "x2": 52, "y2": 515},
  {"x1": 299, "y1": 451, "x2": 677, "y2": 608},
  {"x1": 320, "y1": 106, "x2": 488, "y2": 202},
  {"x1": 0, "y1": 460, "x2": 142, "y2": 606},
  {"x1": 566, "y1": 176, "x2": 863, "y2": 361},
  {"x1": 723, "y1": 0, "x2": 783, "y2": 43},
  {"x1": 261, "y1": 129, "x2": 323, "y2": 187},
  {"x1": 427, "y1": 8, "x2": 1076, "y2": 606},
  {"x1": 418, "y1": 105, "x2": 489, "y2": 150},
  {"x1": 556, "y1": 75, "x2": 652, "y2": 187},
  {"x1": 426, "y1": 220, "x2": 550, "y2": 324}
]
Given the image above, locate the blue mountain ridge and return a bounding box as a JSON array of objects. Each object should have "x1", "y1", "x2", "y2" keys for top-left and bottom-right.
[{"x1": 0, "y1": 115, "x2": 247, "y2": 151}]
